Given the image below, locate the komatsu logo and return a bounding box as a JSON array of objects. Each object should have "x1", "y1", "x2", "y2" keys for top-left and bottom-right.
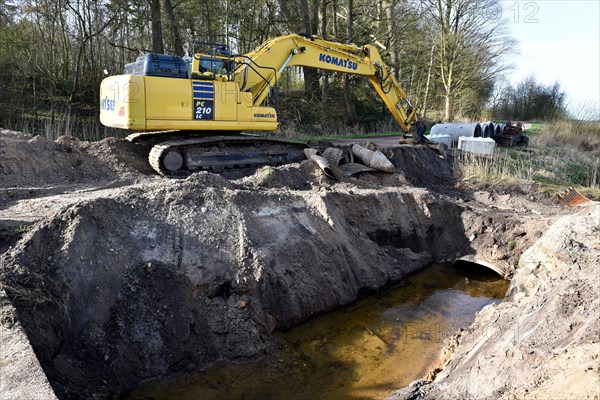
[
  {"x1": 254, "y1": 113, "x2": 276, "y2": 119},
  {"x1": 318, "y1": 53, "x2": 358, "y2": 70},
  {"x1": 100, "y1": 96, "x2": 115, "y2": 111}
]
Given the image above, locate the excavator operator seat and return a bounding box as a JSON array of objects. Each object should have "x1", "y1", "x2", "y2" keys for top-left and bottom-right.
[{"x1": 192, "y1": 56, "x2": 232, "y2": 80}]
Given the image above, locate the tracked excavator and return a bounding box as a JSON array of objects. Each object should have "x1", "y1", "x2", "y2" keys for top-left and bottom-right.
[{"x1": 99, "y1": 33, "x2": 420, "y2": 175}]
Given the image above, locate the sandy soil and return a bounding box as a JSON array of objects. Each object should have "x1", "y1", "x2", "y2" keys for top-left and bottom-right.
[{"x1": 390, "y1": 203, "x2": 600, "y2": 400}]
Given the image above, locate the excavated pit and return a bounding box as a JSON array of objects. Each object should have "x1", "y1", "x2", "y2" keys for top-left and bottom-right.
[
  {"x1": 1, "y1": 130, "x2": 576, "y2": 399},
  {"x1": 1, "y1": 173, "x2": 471, "y2": 398}
]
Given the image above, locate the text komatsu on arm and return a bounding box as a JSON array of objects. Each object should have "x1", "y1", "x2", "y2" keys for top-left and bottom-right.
[
  {"x1": 100, "y1": 33, "x2": 418, "y2": 134},
  {"x1": 234, "y1": 34, "x2": 418, "y2": 132}
]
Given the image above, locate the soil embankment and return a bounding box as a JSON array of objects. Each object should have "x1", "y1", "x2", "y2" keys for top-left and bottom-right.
[
  {"x1": 1, "y1": 129, "x2": 593, "y2": 399},
  {"x1": 390, "y1": 203, "x2": 600, "y2": 400}
]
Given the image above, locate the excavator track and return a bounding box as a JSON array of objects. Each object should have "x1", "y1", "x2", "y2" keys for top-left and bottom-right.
[{"x1": 147, "y1": 135, "x2": 308, "y2": 176}]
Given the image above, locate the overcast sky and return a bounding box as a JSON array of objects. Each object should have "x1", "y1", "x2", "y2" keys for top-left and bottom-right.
[{"x1": 498, "y1": 0, "x2": 600, "y2": 116}]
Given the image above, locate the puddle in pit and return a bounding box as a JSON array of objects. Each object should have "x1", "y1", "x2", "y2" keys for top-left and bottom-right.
[{"x1": 124, "y1": 262, "x2": 509, "y2": 400}]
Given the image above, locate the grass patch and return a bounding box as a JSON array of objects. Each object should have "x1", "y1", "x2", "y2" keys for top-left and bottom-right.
[
  {"x1": 454, "y1": 148, "x2": 536, "y2": 185},
  {"x1": 524, "y1": 122, "x2": 544, "y2": 136},
  {"x1": 456, "y1": 146, "x2": 599, "y2": 190},
  {"x1": 534, "y1": 119, "x2": 600, "y2": 154}
]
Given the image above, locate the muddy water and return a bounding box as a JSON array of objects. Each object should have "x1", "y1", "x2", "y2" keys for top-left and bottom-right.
[{"x1": 125, "y1": 262, "x2": 509, "y2": 400}]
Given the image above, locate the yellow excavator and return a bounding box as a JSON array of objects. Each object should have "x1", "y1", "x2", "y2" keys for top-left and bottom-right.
[{"x1": 100, "y1": 33, "x2": 420, "y2": 175}]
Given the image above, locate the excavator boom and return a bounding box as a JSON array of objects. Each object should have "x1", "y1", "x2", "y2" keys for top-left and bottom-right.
[{"x1": 233, "y1": 34, "x2": 418, "y2": 132}]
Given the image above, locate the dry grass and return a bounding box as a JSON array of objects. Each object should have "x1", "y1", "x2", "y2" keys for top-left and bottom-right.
[
  {"x1": 7, "y1": 109, "x2": 126, "y2": 141},
  {"x1": 454, "y1": 118, "x2": 600, "y2": 197},
  {"x1": 534, "y1": 119, "x2": 600, "y2": 155},
  {"x1": 453, "y1": 149, "x2": 536, "y2": 185}
]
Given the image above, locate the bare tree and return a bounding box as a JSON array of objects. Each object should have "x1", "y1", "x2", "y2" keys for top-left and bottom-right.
[
  {"x1": 0, "y1": 0, "x2": 16, "y2": 24},
  {"x1": 421, "y1": 42, "x2": 435, "y2": 118},
  {"x1": 424, "y1": 0, "x2": 514, "y2": 120},
  {"x1": 298, "y1": 0, "x2": 321, "y2": 101},
  {"x1": 163, "y1": 0, "x2": 183, "y2": 55},
  {"x1": 320, "y1": 0, "x2": 329, "y2": 112},
  {"x1": 343, "y1": 0, "x2": 357, "y2": 124}
]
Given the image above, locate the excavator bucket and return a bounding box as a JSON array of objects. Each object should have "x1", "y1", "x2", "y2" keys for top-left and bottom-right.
[{"x1": 556, "y1": 187, "x2": 593, "y2": 207}]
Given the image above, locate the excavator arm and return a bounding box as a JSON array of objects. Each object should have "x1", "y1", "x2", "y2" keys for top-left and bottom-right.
[{"x1": 232, "y1": 34, "x2": 418, "y2": 133}]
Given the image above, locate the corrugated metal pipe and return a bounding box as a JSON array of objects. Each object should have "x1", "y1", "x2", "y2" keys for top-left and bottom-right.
[
  {"x1": 351, "y1": 144, "x2": 396, "y2": 173},
  {"x1": 495, "y1": 123, "x2": 505, "y2": 136},
  {"x1": 304, "y1": 148, "x2": 335, "y2": 179}
]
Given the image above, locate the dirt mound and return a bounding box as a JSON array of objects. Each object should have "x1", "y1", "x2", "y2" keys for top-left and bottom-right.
[
  {"x1": 1, "y1": 173, "x2": 469, "y2": 398},
  {"x1": 0, "y1": 130, "x2": 153, "y2": 189},
  {"x1": 453, "y1": 187, "x2": 570, "y2": 272},
  {"x1": 78, "y1": 136, "x2": 155, "y2": 178},
  {"x1": 311, "y1": 141, "x2": 454, "y2": 187},
  {"x1": 235, "y1": 159, "x2": 412, "y2": 192},
  {"x1": 390, "y1": 204, "x2": 600, "y2": 400},
  {"x1": 388, "y1": 145, "x2": 454, "y2": 186},
  {"x1": 236, "y1": 163, "x2": 314, "y2": 190}
]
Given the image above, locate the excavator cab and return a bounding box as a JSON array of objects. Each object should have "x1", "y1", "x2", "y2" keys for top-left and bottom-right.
[
  {"x1": 191, "y1": 42, "x2": 234, "y2": 81},
  {"x1": 193, "y1": 56, "x2": 230, "y2": 80}
]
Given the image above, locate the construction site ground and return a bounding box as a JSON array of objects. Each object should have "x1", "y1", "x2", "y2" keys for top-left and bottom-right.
[{"x1": 0, "y1": 128, "x2": 598, "y2": 400}]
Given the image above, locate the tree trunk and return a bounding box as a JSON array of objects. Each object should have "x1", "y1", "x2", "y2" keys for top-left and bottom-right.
[
  {"x1": 384, "y1": 0, "x2": 400, "y2": 81},
  {"x1": 163, "y1": 0, "x2": 183, "y2": 55},
  {"x1": 298, "y1": 0, "x2": 320, "y2": 101},
  {"x1": 304, "y1": 70, "x2": 321, "y2": 101},
  {"x1": 311, "y1": 0, "x2": 319, "y2": 35},
  {"x1": 421, "y1": 43, "x2": 435, "y2": 118},
  {"x1": 344, "y1": 76, "x2": 357, "y2": 124},
  {"x1": 320, "y1": 0, "x2": 329, "y2": 113},
  {"x1": 344, "y1": 0, "x2": 357, "y2": 124},
  {"x1": 332, "y1": 0, "x2": 339, "y2": 38},
  {"x1": 444, "y1": 92, "x2": 454, "y2": 121},
  {"x1": 150, "y1": 0, "x2": 164, "y2": 54}
]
